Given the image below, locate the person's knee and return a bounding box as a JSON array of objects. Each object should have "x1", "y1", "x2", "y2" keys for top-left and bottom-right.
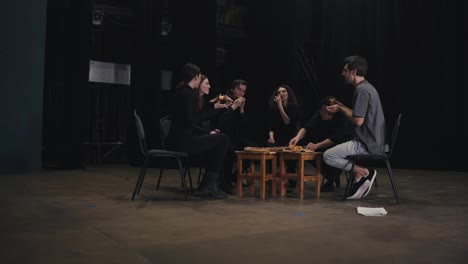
[{"x1": 323, "y1": 149, "x2": 332, "y2": 165}]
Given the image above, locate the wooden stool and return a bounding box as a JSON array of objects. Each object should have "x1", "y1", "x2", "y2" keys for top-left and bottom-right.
[
  {"x1": 235, "y1": 151, "x2": 277, "y2": 199},
  {"x1": 279, "y1": 151, "x2": 323, "y2": 199}
]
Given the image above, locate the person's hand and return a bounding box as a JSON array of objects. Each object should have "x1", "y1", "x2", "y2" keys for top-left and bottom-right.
[
  {"x1": 267, "y1": 137, "x2": 275, "y2": 144},
  {"x1": 210, "y1": 129, "x2": 220, "y2": 134},
  {"x1": 289, "y1": 137, "x2": 299, "y2": 146},
  {"x1": 326, "y1": 104, "x2": 340, "y2": 113},
  {"x1": 273, "y1": 95, "x2": 282, "y2": 105},
  {"x1": 214, "y1": 102, "x2": 230, "y2": 109},
  {"x1": 209, "y1": 97, "x2": 218, "y2": 103},
  {"x1": 306, "y1": 142, "x2": 318, "y2": 150},
  {"x1": 224, "y1": 95, "x2": 234, "y2": 103},
  {"x1": 232, "y1": 97, "x2": 244, "y2": 108}
]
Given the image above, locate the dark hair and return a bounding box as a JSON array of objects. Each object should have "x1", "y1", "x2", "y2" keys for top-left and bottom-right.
[
  {"x1": 178, "y1": 63, "x2": 201, "y2": 88},
  {"x1": 268, "y1": 84, "x2": 298, "y2": 109},
  {"x1": 195, "y1": 75, "x2": 208, "y2": 111},
  {"x1": 227, "y1": 79, "x2": 247, "y2": 98},
  {"x1": 344, "y1": 55, "x2": 368, "y2": 77}
]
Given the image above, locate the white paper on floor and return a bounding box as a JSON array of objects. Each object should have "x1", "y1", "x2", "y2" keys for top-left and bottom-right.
[{"x1": 357, "y1": 207, "x2": 388, "y2": 216}]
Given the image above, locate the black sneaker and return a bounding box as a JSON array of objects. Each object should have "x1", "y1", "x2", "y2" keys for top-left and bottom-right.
[
  {"x1": 321, "y1": 180, "x2": 335, "y2": 192},
  {"x1": 221, "y1": 183, "x2": 234, "y2": 194},
  {"x1": 197, "y1": 189, "x2": 227, "y2": 199},
  {"x1": 361, "y1": 169, "x2": 377, "y2": 198},
  {"x1": 346, "y1": 177, "x2": 370, "y2": 200}
]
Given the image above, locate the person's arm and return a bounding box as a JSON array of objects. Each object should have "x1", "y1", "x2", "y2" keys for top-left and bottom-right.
[
  {"x1": 306, "y1": 138, "x2": 334, "y2": 150},
  {"x1": 326, "y1": 100, "x2": 364, "y2": 126},
  {"x1": 275, "y1": 96, "x2": 290, "y2": 125},
  {"x1": 289, "y1": 128, "x2": 307, "y2": 145}
]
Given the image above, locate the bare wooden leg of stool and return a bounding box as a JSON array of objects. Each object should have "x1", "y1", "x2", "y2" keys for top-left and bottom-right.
[
  {"x1": 315, "y1": 155, "x2": 322, "y2": 198},
  {"x1": 271, "y1": 158, "x2": 277, "y2": 197},
  {"x1": 249, "y1": 161, "x2": 255, "y2": 195},
  {"x1": 280, "y1": 155, "x2": 286, "y2": 196},
  {"x1": 298, "y1": 157, "x2": 305, "y2": 199},
  {"x1": 237, "y1": 157, "x2": 243, "y2": 197},
  {"x1": 260, "y1": 156, "x2": 266, "y2": 199}
]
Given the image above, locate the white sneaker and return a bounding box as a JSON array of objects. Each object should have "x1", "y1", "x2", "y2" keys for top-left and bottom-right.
[
  {"x1": 346, "y1": 178, "x2": 371, "y2": 200},
  {"x1": 362, "y1": 169, "x2": 377, "y2": 198}
]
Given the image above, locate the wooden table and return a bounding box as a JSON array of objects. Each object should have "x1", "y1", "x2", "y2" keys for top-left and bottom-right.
[
  {"x1": 235, "y1": 151, "x2": 277, "y2": 199},
  {"x1": 279, "y1": 151, "x2": 323, "y2": 199}
]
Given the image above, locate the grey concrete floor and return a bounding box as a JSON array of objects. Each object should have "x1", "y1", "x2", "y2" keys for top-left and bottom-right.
[{"x1": 1, "y1": 165, "x2": 468, "y2": 264}]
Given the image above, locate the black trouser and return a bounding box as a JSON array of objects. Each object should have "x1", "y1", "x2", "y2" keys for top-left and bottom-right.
[
  {"x1": 322, "y1": 162, "x2": 342, "y2": 183},
  {"x1": 176, "y1": 133, "x2": 230, "y2": 187},
  {"x1": 231, "y1": 137, "x2": 258, "y2": 180}
]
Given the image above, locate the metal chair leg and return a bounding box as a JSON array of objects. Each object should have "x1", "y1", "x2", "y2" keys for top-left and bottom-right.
[
  {"x1": 177, "y1": 159, "x2": 188, "y2": 200},
  {"x1": 385, "y1": 160, "x2": 400, "y2": 204},
  {"x1": 157, "y1": 168, "x2": 164, "y2": 190},
  {"x1": 137, "y1": 159, "x2": 150, "y2": 195}
]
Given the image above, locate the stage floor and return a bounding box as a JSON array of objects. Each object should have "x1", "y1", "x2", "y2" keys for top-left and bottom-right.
[{"x1": 1, "y1": 165, "x2": 467, "y2": 263}]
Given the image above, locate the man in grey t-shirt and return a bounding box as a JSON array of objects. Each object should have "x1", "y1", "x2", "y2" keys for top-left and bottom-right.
[{"x1": 323, "y1": 55, "x2": 387, "y2": 200}]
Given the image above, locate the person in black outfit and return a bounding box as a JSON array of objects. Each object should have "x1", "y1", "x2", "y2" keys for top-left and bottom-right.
[
  {"x1": 214, "y1": 79, "x2": 258, "y2": 183},
  {"x1": 194, "y1": 74, "x2": 232, "y2": 129},
  {"x1": 193, "y1": 74, "x2": 235, "y2": 193},
  {"x1": 266, "y1": 84, "x2": 299, "y2": 147},
  {"x1": 289, "y1": 96, "x2": 354, "y2": 192},
  {"x1": 167, "y1": 63, "x2": 230, "y2": 199},
  {"x1": 266, "y1": 84, "x2": 300, "y2": 175}
]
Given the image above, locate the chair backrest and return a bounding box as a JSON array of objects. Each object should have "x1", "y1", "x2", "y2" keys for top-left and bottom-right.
[
  {"x1": 160, "y1": 115, "x2": 172, "y2": 150},
  {"x1": 387, "y1": 113, "x2": 402, "y2": 159},
  {"x1": 134, "y1": 110, "x2": 148, "y2": 156}
]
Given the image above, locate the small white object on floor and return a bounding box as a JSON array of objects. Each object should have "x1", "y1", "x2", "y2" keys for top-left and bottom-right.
[{"x1": 357, "y1": 207, "x2": 388, "y2": 216}]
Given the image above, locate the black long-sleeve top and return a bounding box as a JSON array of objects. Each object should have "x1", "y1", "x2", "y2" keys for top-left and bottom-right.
[
  {"x1": 215, "y1": 106, "x2": 248, "y2": 146},
  {"x1": 167, "y1": 85, "x2": 207, "y2": 150},
  {"x1": 267, "y1": 104, "x2": 299, "y2": 146},
  {"x1": 194, "y1": 100, "x2": 222, "y2": 128},
  {"x1": 303, "y1": 111, "x2": 354, "y2": 147}
]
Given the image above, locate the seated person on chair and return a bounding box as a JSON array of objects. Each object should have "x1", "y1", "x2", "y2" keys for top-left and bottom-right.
[
  {"x1": 214, "y1": 79, "x2": 258, "y2": 183},
  {"x1": 194, "y1": 74, "x2": 233, "y2": 129},
  {"x1": 323, "y1": 55, "x2": 387, "y2": 199},
  {"x1": 167, "y1": 63, "x2": 231, "y2": 199},
  {"x1": 193, "y1": 74, "x2": 235, "y2": 193},
  {"x1": 289, "y1": 96, "x2": 354, "y2": 192},
  {"x1": 266, "y1": 84, "x2": 300, "y2": 174}
]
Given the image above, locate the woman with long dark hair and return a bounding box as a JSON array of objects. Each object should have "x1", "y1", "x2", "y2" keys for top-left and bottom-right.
[{"x1": 266, "y1": 84, "x2": 299, "y2": 147}]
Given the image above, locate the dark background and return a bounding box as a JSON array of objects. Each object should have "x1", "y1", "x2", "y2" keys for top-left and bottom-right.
[{"x1": 1, "y1": 0, "x2": 467, "y2": 173}]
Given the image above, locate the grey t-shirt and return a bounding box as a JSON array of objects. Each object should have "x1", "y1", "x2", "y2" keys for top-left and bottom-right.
[{"x1": 352, "y1": 80, "x2": 388, "y2": 153}]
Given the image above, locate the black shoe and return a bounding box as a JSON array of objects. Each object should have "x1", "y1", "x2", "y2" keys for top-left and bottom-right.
[
  {"x1": 205, "y1": 190, "x2": 227, "y2": 199},
  {"x1": 321, "y1": 181, "x2": 335, "y2": 192},
  {"x1": 334, "y1": 176, "x2": 341, "y2": 188},
  {"x1": 196, "y1": 187, "x2": 227, "y2": 199},
  {"x1": 362, "y1": 169, "x2": 377, "y2": 198},
  {"x1": 231, "y1": 169, "x2": 238, "y2": 183},
  {"x1": 221, "y1": 183, "x2": 234, "y2": 194},
  {"x1": 346, "y1": 177, "x2": 370, "y2": 200}
]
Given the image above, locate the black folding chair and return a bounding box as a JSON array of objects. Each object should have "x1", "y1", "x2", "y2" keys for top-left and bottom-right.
[
  {"x1": 344, "y1": 113, "x2": 402, "y2": 204},
  {"x1": 158, "y1": 115, "x2": 199, "y2": 191},
  {"x1": 131, "y1": 110, "x2": 192, "y2": 200}
]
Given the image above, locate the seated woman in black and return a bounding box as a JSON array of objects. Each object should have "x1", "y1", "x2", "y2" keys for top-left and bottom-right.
[
  {"x1": 167, "y1": 63, "x2": 230, "y2": 198},
  {"x1": 266, "y1": 84, "x2": 300, "y2": 147},
  {"x1": 194, "y1": 74, "x2": 232, "y2": 131},
  {"x1": 193, "y1": 74, "x2": 235, "y2": 193}
]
